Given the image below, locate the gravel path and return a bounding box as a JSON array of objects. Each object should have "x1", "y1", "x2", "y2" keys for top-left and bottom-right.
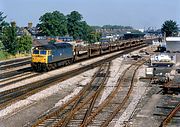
[{"x1": 98, "y1": 57, "x2": 130, "y2": 105}]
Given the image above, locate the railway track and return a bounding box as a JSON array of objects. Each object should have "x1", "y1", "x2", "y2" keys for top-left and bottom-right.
[
  {"x1": 80, "y1": 60, "x2": 145, "y2": 127},
  {"x1": 31, "y1": 59, "x2": 145, "y2": 127},
  {"x1": 0, "y1": 66, "x2": 32, "y2": 80},
  {"x1": 153, "y1": 95, "x2": 180, "y2": 127},
  {"x1": 0, "y1": 44, "x2": 147, "y2": 110},
  {"x1": 0, "y1": 72, "x2": 40, "y2": 88},
  {"x1": 0, "y1": 57, "x2": 30, "y2": 66},
  {"x1": 0, "y1": 55, "x2": 112, "y2": 110},
  {"x1": 0, "y1": 57, "x2": 31, "y2": 80},
  {"x1": 0, "y1": 60, "x2": 31, "y2": 70},
  {"x1": 31, "y1": 62, "x2": 111, "y2": 127},
  {"x1": 160, "y1": 102, "x2": 180, "y2": 127}
]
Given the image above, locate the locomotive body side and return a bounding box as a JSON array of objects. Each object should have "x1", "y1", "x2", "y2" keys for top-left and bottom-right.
[{"x1": 49, "y1": 43, "x2": 73, "y2": 63}]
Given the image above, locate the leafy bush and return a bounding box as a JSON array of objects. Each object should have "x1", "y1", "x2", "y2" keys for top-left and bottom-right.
[{"x1": 0, "y1": 50, "x2": 10, "y2": 60}]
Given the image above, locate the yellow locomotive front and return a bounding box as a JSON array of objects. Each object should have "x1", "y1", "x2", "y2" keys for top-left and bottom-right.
[
  {"x1": 31, "y1": 47, "x2": 52, "y2": 71},
  {"x1": 32, "y1": 49, "x2": 48, "y2": 63}
]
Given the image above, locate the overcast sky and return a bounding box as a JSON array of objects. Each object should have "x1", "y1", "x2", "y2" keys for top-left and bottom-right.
[{"x1": 1, "y1": 0, "x2": 180, "y2": 29}]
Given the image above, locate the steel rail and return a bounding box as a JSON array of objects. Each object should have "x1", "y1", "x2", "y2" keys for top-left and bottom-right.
[
  {"x1": 0, "y1": 73, "x2": 40, "y2": 88},
  {"x1": 55, "y1": 62, "x2": 111, "y2": 127},
  {"x1": 160, "y1": 102, "x2": 180, "y2": 127},
  {"x1": 0, "y1": 67, "x2": 32, "y2": 80},
  {"x1": 0, "y1": 63, "x2": 102, "y2": 110},
  {"x1": 80, "y1": 60, "x2": 145, "y2": 127},
  {"x1": 31, "y1": 64, "x2": 105, "y2": 127},
  {"x1": 0, "y1": 60, "x2": 30, "y2": 70},
  {"x1": 0, "y1": 71, "x2": 32, "y2": 83},
  {"x1": 100, "y1": 61, "x2": 144, "y2": 127},
  {"x1": 0, "y1": 57, "x2": 30, "y2": 66}
]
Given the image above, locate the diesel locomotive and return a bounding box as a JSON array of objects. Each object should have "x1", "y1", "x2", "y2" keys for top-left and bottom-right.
[{"x1": 31, "y1": 42, "x2": 74, "y2": 71}]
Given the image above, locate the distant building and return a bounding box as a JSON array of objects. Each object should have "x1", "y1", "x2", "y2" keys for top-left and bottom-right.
[
  {"x1": 95, "y1": 28, "x2": 136, "y2": 35},
  {"x1": 100, "y1": 34, "x2": 121, "y2": 42},
  {"x1": 10, "y1": 21, "x2": 16, "y2": 27},
  {"x1": 123, "y1": 33, "x2": 145, "y2": 40},
  {"x1": 166, "y1": 37, "x2": 180, "y2": 52},
  {"x1": 33, "y1": 36, "x2": 74, "y2": 47},
  {"x1": 138, "y1": 29, "x2": 144, "y2": 33},
  {"x1": 16, "y1": 27, "x2": 27, "y2": 36},
  {"x1": 166, "y1": 37, "x2": 180, "y2": 65},
  {"x1": 28, "y1": 22, "x2": 33, "y2": 28},
  {"x1": 26, "y1": 27, "x2": 39, "y2": 37},
  {"x1": 178, "y1": 27, "x2": 180, "y2": 36}
]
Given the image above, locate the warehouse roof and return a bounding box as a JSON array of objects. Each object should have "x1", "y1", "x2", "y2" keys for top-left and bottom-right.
[{"x1": 166, "y1": 37, "x2": 180, "y2": 42}]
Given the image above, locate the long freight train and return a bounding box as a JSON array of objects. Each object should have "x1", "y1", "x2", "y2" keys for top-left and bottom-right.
[{"x1": 31, "y1": 39, "x2": 146, "y2": 72}]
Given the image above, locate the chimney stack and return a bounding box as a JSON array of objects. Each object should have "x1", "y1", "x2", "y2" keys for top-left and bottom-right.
[
  {"x1": 28, "y1": 22, "x2": 33, "y2": 28},
  {"x1": 11, "y1": 21, "x2": 16, "y2": 27}
]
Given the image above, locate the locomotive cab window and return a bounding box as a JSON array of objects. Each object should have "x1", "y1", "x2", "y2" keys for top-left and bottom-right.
[
  {"x1": 40, "y1": 50, "x2": 47, "y2": 55},
  {"x1": 33, "y1": 50, "x2": 39, "y2": 54}
]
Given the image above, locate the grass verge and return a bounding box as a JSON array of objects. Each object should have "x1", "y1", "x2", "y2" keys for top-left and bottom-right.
[{"x1": 0, "y1": 50, "x2": 30, "y2": 61}]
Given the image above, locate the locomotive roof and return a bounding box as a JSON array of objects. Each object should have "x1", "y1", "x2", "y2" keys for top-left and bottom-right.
[{"x1": 35, "y1": 42, "x2": 72, "y2": 50}]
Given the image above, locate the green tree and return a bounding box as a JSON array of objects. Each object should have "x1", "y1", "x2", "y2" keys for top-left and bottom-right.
[
  {"x1": 0, "y1": 11, "x2": 8, "y2": 49},
  {"x1": 87, "y1": 32, "x2": 101, "y2": 43},
  {"x1": 0, "y1": 41, "x2": 4, "y2": 50},
  {"x1": 37, "y1": 11, "x2": 67, "y2": 36},
  {"x1": 37, "y1": 10, "x2": 100, "y2": 43},
  {"x1": 102, "y1": 25, "x2": 133, "y2": 30},
  {"x1": 16, "y1": 35, "x2": 32, "y2": 53},
  {"x1": 67, "y1": 11, "x2": 83, "y2": 39},
  {"x1": 2, "y1": 24, "x2": 17, "y2": 54},
  {"x1": 67, "y1": 11, "x2": 97, "y2": 42},
  {"x1": 0, "y1": 12, "x2": 7, "y2": 39},
  {"x1": 161, "y1": 20, "x2": 178, "y2": 37},
  {"x1": 78, "y1": 21, "x2": 92, "y2": 41}
]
